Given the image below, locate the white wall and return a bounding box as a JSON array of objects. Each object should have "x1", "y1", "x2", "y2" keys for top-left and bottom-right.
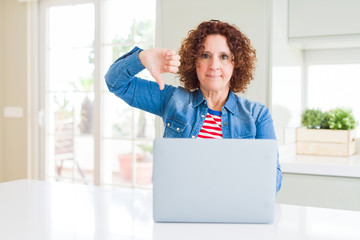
[
  {"x1": 157, "y1": 0, "x2": 271, "y2": 105},
  {"x1": 0, "y1": 0, "x2": 28, "y2": 182}
]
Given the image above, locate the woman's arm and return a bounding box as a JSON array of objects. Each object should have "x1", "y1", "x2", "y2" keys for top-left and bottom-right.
[
  {"x1": 254, "y1": 105, "x2": 283, "y2": 193},
  {"x1": 104, "y1": 47, "x2": 180, "y2": 116}
]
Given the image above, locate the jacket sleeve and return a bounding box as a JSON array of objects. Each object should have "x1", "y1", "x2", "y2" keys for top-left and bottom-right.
[
  {"x1": 104, "y1": 47, "x2": 175, "y2": 117},
  {"x1": 254, "y1": 105, "x2": 283, "y2": 193}
]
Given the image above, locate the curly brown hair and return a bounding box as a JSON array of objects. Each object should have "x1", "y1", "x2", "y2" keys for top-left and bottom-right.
[{"x1": 178, "y1": 20, "x2": 257, "y2": 93}]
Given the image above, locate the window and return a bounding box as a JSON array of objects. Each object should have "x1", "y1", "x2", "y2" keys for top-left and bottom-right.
[
  {"x1": 272, "y1": 48, "x2": 360, "y2": 158},
  {"x1": 305, "y1": 49, "x2": 360, "y2": 136},
  {"x1": 41, "y1": 0, "x2": 156, "y2": 187},
  {"x1": 272, "y1": 66, "x2": 302, "y2": 129}
]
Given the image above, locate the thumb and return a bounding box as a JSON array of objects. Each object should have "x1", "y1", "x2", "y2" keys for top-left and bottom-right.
[{"x1": 153, "y1": 73, "x2": 165, "y2": 90}]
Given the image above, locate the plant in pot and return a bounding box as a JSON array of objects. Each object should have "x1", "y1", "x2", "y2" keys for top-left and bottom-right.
[
  {"x1": 134, "y1": 143, "x2": 153, "y2": 185},
  {"x1": 117, "y1": 143, "x2": 153, "y2": 185},
  {"x1": 301, "y1": 109, "x2": 327, "y2": 129},
  {"x1": 297, "y1": 108, "x2": 358, "y2": 157},
  {"x1": 326, "y1": 108, "x2": 357, "y2": 130},
  {"x1": 114, "y1": 108, "x2": 154, "y2": 185}
]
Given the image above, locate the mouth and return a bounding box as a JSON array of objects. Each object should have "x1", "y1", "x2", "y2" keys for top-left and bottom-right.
[{"x1": 206, "y1": 74, "x2": 222, "y2": 78}]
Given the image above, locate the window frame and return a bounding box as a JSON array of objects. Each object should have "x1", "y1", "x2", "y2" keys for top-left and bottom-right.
[{"x1": 38, "y1": 0, "x2": 158, "y2": 187}]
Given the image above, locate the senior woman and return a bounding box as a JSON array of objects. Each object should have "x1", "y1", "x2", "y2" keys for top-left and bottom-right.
[{"x1": 105, "y1": 20, "x2": 282, "y2": 192}]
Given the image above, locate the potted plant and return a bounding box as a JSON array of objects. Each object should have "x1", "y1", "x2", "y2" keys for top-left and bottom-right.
[
  {"x1": 117, "y1": 143, "x2": 153, "y2": 185},
  {"x1": 134, "y1": 143, "x2": 153, "y2": 185},
  {"x1": 296, "y1": 108, "x2": 358, "y2": 157},
  {"x1": 113, "y1": 108, "x2": 153, "y2": 185}
]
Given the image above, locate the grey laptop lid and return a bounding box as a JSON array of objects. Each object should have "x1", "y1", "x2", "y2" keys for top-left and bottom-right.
[{"x1": 153, "y1": 138, "x2": 277, "y2": 223}]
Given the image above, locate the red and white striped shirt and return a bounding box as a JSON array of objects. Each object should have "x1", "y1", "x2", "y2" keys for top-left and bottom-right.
[{"x1": 197, "y1": 109, "x2": 223, "y2": 139}]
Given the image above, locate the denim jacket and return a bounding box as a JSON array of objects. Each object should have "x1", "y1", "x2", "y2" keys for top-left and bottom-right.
[{"x1": 105, "y1": 47, "x2": 282, "y2": 192}]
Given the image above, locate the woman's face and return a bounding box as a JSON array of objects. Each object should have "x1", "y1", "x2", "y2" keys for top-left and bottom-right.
[{"x1": 196, "y1": 34, "x2": 234, "y2": 95}]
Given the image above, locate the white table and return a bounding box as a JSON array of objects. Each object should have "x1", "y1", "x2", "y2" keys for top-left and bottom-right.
[{"x1": 1, "y1": 180, "x2": 360, "y2": 240}]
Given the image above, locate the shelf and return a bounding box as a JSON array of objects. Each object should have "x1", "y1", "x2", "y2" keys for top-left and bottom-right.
[{"x1": 279, "y1": 144, "x2": 360, "y2": 178}]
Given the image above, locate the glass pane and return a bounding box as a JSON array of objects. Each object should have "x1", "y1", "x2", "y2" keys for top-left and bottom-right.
[
  {"x1": 103, "y1": 139, "x2": 133, "y2": 186},
  {"x1": 134, "y1": 140, "x2": 153, "y2": 187},
  {"x1": 103, "y1": 92, "x2": 133, "y2": 138},
  {"x1": 103, "y1": 0, "x2": 156, "y2": 44},
  {"x1": 133, "y1": 20, "x2": 154, "y2": 44},
  {"x1": 48, "y1": 47, "x2": 94, "y2": 92},
  {"x1": 134, "y1": 109, "x2": 155, "y2": 139},
  {"x1": 49, "y1": 93, "x2": 74, "y2": 135},
  {"x1": 74, "y1": 92, "x2": 94, "y2": 135},
  {"x1": 133, "y1": 0, "x2": 155, "y2": 44},
  {"x1": 74, "y1": 136, "x2": 94, "y2": 182},
  {"x1": 100, "y1": 0, "x2": 156, "y2": 188},
  {"x1": 133, "y1": 0, "x2": 156, "y2": 23},
  {"x1": 307, "y1": 64, "x2": 360, "y2": 135},
  {"x1": 50, "y1": 133, "x2": 75, "y2": 180},
  {"x1": 48, "y1": 134, "x2": 94, "y2": 183},
  {"x1": 103, "y1": 0, "x2": 134, "y2": 45},
  {"x1": 46, "y1": 2, "x2": 95, "y2": 184},
  {"x1": 272, "y1": 66, "x2": 302, "y2": 128},
  {"x1": 49, "y1": 92, "x2": 75, "y2": 179},
  {"x1": 47, "y1": 92, "x2": 94, "y2": 183},
  {"x1": 49, "y1": 4, "x2": 94, "y2": 48}
]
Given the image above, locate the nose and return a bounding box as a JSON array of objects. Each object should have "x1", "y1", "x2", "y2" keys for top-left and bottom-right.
[{"x1": 209, "y1": 56, "x2": 220, "y2": 70}]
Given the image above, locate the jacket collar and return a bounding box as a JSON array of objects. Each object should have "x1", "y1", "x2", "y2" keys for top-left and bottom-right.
[
  {"x1": 191, "y1": 89, "x2": 237, "y2": 115},
  {"x1": 223, "y1": 91, "x2": 237, "y2": 115}
]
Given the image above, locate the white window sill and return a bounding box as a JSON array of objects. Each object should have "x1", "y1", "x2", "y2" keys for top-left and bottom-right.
[{"x1": 279, "y1": 144, "x2": 360, "y2": 178}]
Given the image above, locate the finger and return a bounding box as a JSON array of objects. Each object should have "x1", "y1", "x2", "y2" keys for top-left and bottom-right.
[
  {"x1": 164, "y1": 65, "x2": 179, "y2": 73},
  {"x1": 153, "y1": 73, "x2": 165, "y2": 90},
  {"x1": 158, "y1": 78, "x2": 165, "y2": 90},
  {"x1": 166, "y1": 49, "x2": 177, "y2": 56},
  {"x1": 166, "y1": 53, "x2": 181, "y2": 61},
  {"x1": 165, "y1": 60, "x2": 181, "y2": 67}
]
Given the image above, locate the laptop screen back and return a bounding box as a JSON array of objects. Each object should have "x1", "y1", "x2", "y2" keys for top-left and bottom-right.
[{"x1": 153, "y1": 138, "x2": 277, "y2": 223}]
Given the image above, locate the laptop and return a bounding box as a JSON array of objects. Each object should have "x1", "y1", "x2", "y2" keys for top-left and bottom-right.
[{"x1": 152, "y1": 138, "x2": 277, "y2": 223}]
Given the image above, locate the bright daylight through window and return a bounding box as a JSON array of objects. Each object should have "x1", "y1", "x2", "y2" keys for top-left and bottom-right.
[
  {"x1": 307, "y1": 64, "x2": 360, "y2": 133},
  {"x1": 43, "y1": 0, "x2": 156, "y2": 188}
]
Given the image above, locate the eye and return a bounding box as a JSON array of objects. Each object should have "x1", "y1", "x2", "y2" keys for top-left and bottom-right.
[
  {"x1": 221, "y1": 54, "x2": 229, "y2": 60},
  {"x1": 201, "y1": 53, "x2": 210, "y2": 59}
]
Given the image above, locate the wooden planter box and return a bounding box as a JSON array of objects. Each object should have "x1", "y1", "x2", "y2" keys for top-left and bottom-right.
[{"x1": 296, "y1": 127, "x2": 356, "y2": 157}]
